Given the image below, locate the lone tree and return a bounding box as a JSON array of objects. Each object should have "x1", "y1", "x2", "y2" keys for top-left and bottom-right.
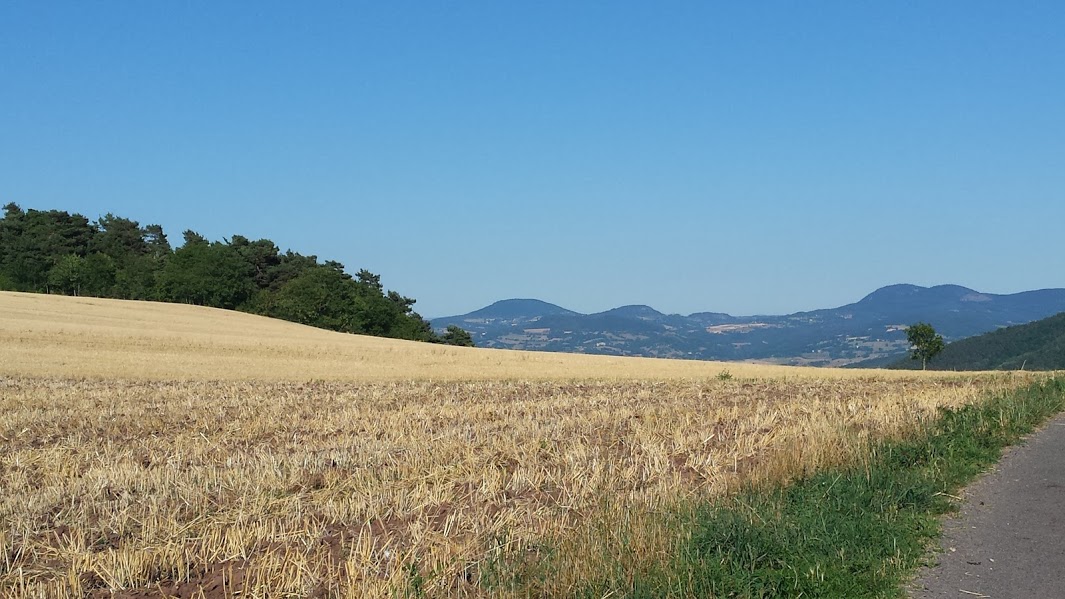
[{"x1": 906, "y1": 322, "x2": 944, "y2": 369}]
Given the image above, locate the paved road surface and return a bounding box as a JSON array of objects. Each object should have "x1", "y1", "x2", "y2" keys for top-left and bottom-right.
[{"x1": 911, "y1": 412, "x2": 1065, "y2": 598}]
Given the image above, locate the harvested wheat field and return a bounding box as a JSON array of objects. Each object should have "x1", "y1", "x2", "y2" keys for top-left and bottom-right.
[
  {"x1": 0, "y1": 291, "x2": 1026, "y2": 597},
  {"x1": 0, "y1": 291, "x2": 965, "y2": 382}
]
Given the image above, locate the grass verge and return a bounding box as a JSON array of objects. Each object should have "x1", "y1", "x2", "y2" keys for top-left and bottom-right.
[{"x1": 510, "y1": 376, "x2": 1065, "y2": 598}]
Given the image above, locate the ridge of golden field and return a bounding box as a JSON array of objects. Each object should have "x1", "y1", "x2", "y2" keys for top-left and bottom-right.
[{"x1": 2, "y1": 290, "x2": 967, "y2": 382}]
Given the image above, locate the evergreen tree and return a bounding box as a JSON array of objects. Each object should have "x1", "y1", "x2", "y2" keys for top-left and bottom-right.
[
  {"x1": 0, "y1": 205, "x2": 94, "y2": 291},
  {"x1": 91, "y1": 214, "x2": 159, "y2": 298},
  {"x1": 143, "y1": 224, "x2": 172, "y2": 259},
  {"x1": 230, "y1": 235, "x2": 283, "y2": 290},
  {"x1": 92, "y1": 213, "x2": 149, "y2": 265}
]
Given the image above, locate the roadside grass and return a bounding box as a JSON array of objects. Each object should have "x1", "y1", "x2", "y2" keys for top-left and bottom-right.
[{"x1": 509, "y1": 376, "x2": 1065, "y2": 598}]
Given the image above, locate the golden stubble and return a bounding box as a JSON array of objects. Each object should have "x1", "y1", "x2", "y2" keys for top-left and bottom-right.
[
  {"x1": 0, "y1": 291, "x2": 1031, "y2": 596},
  {"x1": 2, "y1": 377, "x2": 1028, "y2": 597}
]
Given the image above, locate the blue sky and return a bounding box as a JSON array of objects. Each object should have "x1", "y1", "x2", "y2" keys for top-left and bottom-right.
[{"x1": 2, "y1": 2, "x2": 1063, "y2": 317}]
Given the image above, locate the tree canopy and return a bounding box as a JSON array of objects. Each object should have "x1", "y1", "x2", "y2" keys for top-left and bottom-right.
[
  {"x1": 0, "y1": 203, "x2": 471, "y2": 346},
  {"x1": 442, "y1": 325, "x2": 475, "y2": 347},
  {"x1": 906, "y1": 322, "x2": 944, "y2": 369}
]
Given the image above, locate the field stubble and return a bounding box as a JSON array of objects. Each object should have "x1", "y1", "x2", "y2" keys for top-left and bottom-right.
[
  {"x1": 0, "y1": 375, "x2": 1021, "y2": 597},
  {"x1": 0, "y1": 292, "x2": 1026, "y2": 596}
]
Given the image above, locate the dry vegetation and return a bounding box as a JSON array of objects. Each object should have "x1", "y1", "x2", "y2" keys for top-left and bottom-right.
[
  {"x1": 0, "y1": 291, "x2": 1026, "y2": 597},
  {"x1": 1, "y1": 291, "x2": 952, "y2": 382}
]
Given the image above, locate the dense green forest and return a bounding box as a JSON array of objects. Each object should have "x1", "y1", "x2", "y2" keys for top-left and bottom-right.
[
  {"x1": 890, "y1": 312, "x2": 1065, "y2": 371},
  {"x1": 0, "y1": 203, "x2": 473, "y2": 346}
]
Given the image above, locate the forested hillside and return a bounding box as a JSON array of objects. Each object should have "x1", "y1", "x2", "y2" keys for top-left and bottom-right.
[
  {"x1": 891, "y1": 312, "x2": 1065, "y2": 370},
  {"x1": 0, "y1": 203, "x2": 472, "y2": 345}
]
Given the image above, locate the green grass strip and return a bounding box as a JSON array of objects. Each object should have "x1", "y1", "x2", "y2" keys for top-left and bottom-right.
[{"x1": 577, "y1": 376, "x2": 1065, "y2": 598}]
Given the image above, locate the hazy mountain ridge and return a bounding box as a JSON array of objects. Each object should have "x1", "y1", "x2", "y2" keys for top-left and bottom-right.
[
  {"x1": 432, "y1": 285, "x2": 1065, "y2": 366},
  {"x1": 458, "y1": 299, "x2": 577, "y2": 321}
]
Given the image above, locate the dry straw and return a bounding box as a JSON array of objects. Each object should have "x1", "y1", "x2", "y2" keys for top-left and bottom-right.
[{"x1": 0, "y1": 291, "x2": 1026, "y2": 597}]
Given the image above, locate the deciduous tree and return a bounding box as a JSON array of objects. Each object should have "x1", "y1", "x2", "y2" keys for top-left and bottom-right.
[
  {"x1": 907, "y1": 322, "x2": 944, "y2": 369},
  {"x1": 156, "y1": 242, "x2": 254, "y2": 309}
]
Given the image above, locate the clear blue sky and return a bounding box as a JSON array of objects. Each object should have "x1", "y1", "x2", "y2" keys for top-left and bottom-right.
[{"x1": 3, "y1": 2, "x2": 1063, "y2": 317}]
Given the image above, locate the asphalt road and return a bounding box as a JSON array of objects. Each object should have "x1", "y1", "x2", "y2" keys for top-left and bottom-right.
[{"x1": 911, "y1": 412, "x2": 1065, "y2": 598}]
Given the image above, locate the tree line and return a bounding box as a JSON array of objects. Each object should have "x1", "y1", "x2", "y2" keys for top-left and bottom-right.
[{"x1": 0, "y1": 203, "x2": 473, "y2": 346}]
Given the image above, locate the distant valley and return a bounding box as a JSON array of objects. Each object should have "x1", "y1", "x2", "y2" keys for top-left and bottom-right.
[{"x1": 432, "y1": 284, "x2": 1065, "y2": 366}]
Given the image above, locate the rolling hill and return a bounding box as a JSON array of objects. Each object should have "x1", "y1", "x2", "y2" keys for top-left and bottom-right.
[
  {"x1": 433, "y1": 284, "x2": 1065, "y2": 366},
  {"x1": 0, "y1": 290, "x2": 889, "y2": 382}
]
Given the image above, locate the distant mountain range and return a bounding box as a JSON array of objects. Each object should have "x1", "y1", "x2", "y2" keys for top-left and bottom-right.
[{"x1": 431, "y1": 285, "x2": 1065, "y2": 366}]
